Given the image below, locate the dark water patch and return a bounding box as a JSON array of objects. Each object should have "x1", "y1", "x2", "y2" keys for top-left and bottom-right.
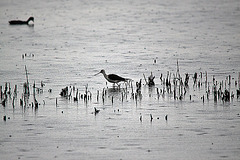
[
  {"x1": 34, "y1": 132, "x2": 43, "y2": 135},
  {"x1": 158, "y1": 105, "x2": 168, "y2": 107},
  {"x1": 22, "y1": 123, "x2": 34, "y2": 126},
  {"x1": 146, "y1": 108, "x2": 157, "y2": 111},
  {"x1": 202, "y1": 127, "x2": 211, "y2": 130},
  {"x1": 196, "y1": 132, "x2": 208, "y2": 136},
  {"x1": 111, "y1": 128, "x2": 117, "y2": 131},
  {"x1": 188, "y1": 128, "x2": 209, "y2": 135},
  {"x1": 26, "y1": 156, "x2": 39, "y2": 159},
  {"x1": 124, "y1": 143, "x2": 140, "y2": 147},
  {"x1": 98, "y1": 146, "x2": 106, "y2": 149},
  {"x1": 219, "y1": 155, "x2": 228, "y2": 158},
  {"x1": 18, "y1": 148, "x2": 30, "y2": 152},
  {"x1": 230, "y1": 125, "x2": 236, "y2": 128},
  {"x1": 66, "y1": 149, "x2": 74, "y2": 152},
  {"x1": 111, "y1": 147, "x2": 128, "y2": 150},
  {"x1": 46, "y1": 126, "x2": 54, "y2": 129},
  {"x1": 26, "y1": 128, "x2": 34, "y2": 131}
]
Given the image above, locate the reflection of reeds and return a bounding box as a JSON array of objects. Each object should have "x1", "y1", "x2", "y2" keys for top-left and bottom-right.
[{"x1": 59, "y1": 84, "x2": 92, "y2": 104}]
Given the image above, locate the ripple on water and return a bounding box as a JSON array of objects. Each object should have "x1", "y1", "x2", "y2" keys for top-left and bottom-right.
[
  {"x1": 111, "y1": 147, "x2": 128, "y2": 151},
  {"x1": 46, "y1": 126, "x2": 54, "y2": 129},
  {"x1": 22, "y1": 123, "x2": 34, "y2": 126},
  {"x1": 219, "y1": 155, "x2": 228, "y2": 159},
  {"x1": 123, "y1": 143, "x2": 141, "y2": 147},
  {"x1": 98, "y1": 146, "x2": 107, "y2": 149},
  {"x1": 18, "y1": 148, "x2": 30, "y2": 152}
]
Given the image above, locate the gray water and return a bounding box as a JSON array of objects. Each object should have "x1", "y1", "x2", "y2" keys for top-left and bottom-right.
[{"x1": 0, "y1": 0, "x2": 240, "y2": 159}]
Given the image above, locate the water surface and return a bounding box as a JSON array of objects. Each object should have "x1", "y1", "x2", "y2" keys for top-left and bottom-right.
[{"x1": 0, "y1": 0, "x2": 240, "y2": 159}]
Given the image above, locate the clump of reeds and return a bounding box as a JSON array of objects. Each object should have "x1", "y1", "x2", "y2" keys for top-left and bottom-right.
[
  {"x1": 143, "y1": 72, "x2": 155, "y2": 87},
  {"x1": 60, "y1": 86, "x2": 68, "y2": 97},
  {"x1": 83, "y1": 85, "x2": 92, "y2": 103}
]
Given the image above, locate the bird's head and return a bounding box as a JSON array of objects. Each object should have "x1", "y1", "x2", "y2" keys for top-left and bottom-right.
[
  {"x1": 100, "y1": 69, "x2": 105, "y2": 74},
  {"x1": 28, "y1": 17, "x2": 34, "y2": 22},
  {"x1": 94, "y1": 69, "x2": 105, "y2": 76}
]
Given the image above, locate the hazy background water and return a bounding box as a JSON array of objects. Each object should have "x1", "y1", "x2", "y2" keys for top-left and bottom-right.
[{"x1": 0, "y1": 0, "x2": 240, "y2": 159}]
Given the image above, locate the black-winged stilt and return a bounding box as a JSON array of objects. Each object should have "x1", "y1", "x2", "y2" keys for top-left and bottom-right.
[{"x1": 95, "y1": 69, "x2": 131, "y2": 84}]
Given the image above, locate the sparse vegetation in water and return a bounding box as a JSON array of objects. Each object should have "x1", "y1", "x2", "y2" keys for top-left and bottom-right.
[{"x1": 143, "y1": 72, "x2": 155, "y2": 87}]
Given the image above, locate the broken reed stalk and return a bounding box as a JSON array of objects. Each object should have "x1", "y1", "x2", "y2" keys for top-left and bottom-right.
[
  {"x1": 24, "y1": 65, "x2": 30, "y2": 95},
  {"x1": 102, "y1": 88, "x2": 105, "y2": 104},
  {"x1": 12, "y1": 84, "x2": 18, "y2": 108},
  {"x1": 143, "y1": 74, "x2": 147, "y2": 85},
  {"x1": 14, "y1": 85, "x2": 17, "y2": 95},
  {"x1": 238, "y1": 72, "x2": 240, "y2": 89},
  {"x1": 33, "y1": 81, "x2": 39, "y2": 109},
  {"x1": 97, "y1": 90, "x2": 99, "y2": 102},
  {"x1": 131, "y1": 81, "x2": 134, "y2": 95},
  {"x1": 8, "y1": 83, "x2": 11, "y2": 96},
  {"x1": 0, "y1": 86, "x2": 2, "y2": 100},
  {"x1": 156, "y1": 88, "x2": 160, "y2": 99},
  {"x1": 74, "y1": 89, "x2": 78, "y2": 102},
  {"x1": 122, "y1": 92, "x2": 124, "y2": 102},
  {"x1": 135, "y1": 93, "x2": 138, "y2": 105},
  {"x1": 176, "y1": 59, "x2": 180, "y2": 79},
  {"x1": 205, "y1": 71, "x2": 208, "y2": 86},
  {"x1": 84, "y1": 85, "x2": 88, "y2": 102}
]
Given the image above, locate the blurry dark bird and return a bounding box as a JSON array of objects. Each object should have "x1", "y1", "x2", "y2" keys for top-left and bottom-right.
[
  {"x1": 9, "y1": 17, "x2": 34, "y2": 25},
  {"x1": 3, "y1": 115, "x2": 7, "y2": 121},
  {"x1": 94, "y1": 107, "x2": 100, "y2": 114},
  {"x1": 1, "y1": 99, "x2": 6, "y2": 107},
  {"x1": 150, "y1": 114, "x2": 153, "y2": 121},
  {"x1": 165, "y1": 115, "x2": 168, "y2": 121},
  {"x1": 95, "y1": 69, "x2": 131, "y2": 84}
]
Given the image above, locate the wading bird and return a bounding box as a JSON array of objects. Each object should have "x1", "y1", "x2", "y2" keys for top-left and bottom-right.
[
  {"x1": 95, "y1": 69, "x2": 131, "y2": 85},
  {"x1": 94, "y1": 107, "x2": 100, "y2": 115},
  {"x1": 9, "y1": 17, "x2": 34, "y2": 25}
]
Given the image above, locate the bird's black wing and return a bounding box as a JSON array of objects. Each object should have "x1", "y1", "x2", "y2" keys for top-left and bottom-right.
[
  {"x1": 9, "y1": 20, "x2": 25, "y2": 25},
  {"x1": 108, "y1": 74, "x2": 125, "y2": 81}
]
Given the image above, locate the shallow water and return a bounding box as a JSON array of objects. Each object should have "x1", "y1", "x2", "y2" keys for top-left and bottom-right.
[{"x1": 1, "y1": 0, "x2": 240, "y2": 159}]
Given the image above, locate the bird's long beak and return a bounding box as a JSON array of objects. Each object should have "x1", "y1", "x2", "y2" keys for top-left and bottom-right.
[{"x1": 94, "y1": 72, "x2": 101, "y2": 76}]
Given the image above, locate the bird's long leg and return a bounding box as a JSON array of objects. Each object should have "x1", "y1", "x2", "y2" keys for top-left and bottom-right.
[
  {"x1": 113, "y1": 83, "x2": 116, "y2": 89},
  {"x1": 117, "y1": 83, "x2": 121, "y2": 90}
]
